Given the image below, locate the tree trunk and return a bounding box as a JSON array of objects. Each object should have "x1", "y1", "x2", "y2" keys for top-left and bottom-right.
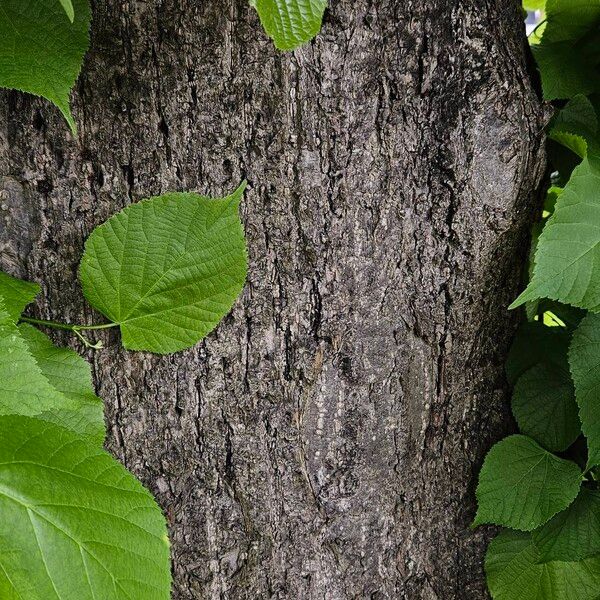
[{"x1": 0, "y1": 0, "x2": 544, "y2": 598}]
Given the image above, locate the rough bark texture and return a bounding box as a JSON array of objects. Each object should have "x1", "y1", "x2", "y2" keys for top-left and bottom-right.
[{"x1": 0, "y1": 1, "x2": 544, "y2": 598}]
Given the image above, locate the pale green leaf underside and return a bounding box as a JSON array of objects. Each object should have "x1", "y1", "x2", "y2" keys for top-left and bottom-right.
[
  {"x1": 252, "y1": 0, "x2": 327, "y2": 50},
  {"x1": 18, "y1": 323, "x2": 105, "y2": 445},
  {"x1": 79, "y1": 184, "x2": 248, "y2": 353},
  {"x1": 0, "y1": 271, "x2": 40, "y2": 323},
  {"x1": 0, "y1": 415, "x2": 170, "y2": 600},
  {"x1": 569, "y1": 312, "x2": 600, "y2": 467},
  {"x1": 474, "y1": 435, "x2": 582, "y2": 531},
  {"x1": 0, "y1": 0, "x2": 91, "y2": 133},
  {"x1": 486, "y1": 529, "x2": 600, "y2": 600},
  {"x1": 533, "y1": 488, "x2": 600, "y2": 562},
  {"x1": 0, "y1": 297, "x2": 103, "y2": 443},
  {"x1": 512, "y1": 363, "x2": 580, "y2": 452},
  {"x1": 510, "y1": 158, "x2": 600, "y2": 311}
]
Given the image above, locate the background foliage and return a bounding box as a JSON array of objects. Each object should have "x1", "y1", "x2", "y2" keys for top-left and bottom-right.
[{"x1": 476, "y1": 2, "x2": 600, "y2": 598}]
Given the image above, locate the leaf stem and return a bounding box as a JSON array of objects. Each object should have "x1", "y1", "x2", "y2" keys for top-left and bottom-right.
[
  {"x1": 19, "y1": 316, "x2": 117, "y2": 349},
  {"x1": 19, "y1": 316, "x2": 118, "y2": 331}
]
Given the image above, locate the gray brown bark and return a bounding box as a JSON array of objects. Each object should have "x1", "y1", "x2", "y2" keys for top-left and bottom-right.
[{"x1": 0, "y1": 0, "x2": 544, "y2": 598}]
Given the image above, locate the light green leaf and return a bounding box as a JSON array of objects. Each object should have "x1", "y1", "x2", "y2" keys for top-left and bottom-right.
[
  {"x1": 79, "y1": 183, "x2": 248, "y2": 354},
  {"x1": 512, "y1": 363, "x2": 580, "y2": 452},
  {"x1": 474, "y1": 435, "x2": 582, "y2": 531},
  {"x1": 486, "y1": 529, "x2": 600, "y2": 600},
  {"x1": 0, "y1": 296, "x2": 103, "y2": 443},
  {"x1": 18, "y1": 323, "x2": 105, "y2": 445},
  {"x1": 0, "y1": 0, "x2": 91, "y2": 133},
  {"x1": 533, "y1": 488, "x2": 600, "y2": 562},
  {"x1": 0, "y1": 414, "x2": 170, "y2": 600},
  {"x1": 252, "y1": 0, "x2": 327, "y2": 50},
  {"x1": 510, "y1": 158, "x2": 600, "y2": 311},
  {"x1": 505, "y1": 322, "x2": 570, "y2": 386},
  {"x1": 549, "y1": 95, "x2": 599, "y2": 158},
  {"x1": 569, "y1": 312, "x2": 600, "y2": 467},
  {"x1": 0, "y1": 271, "x2": 40, "y2": 323},
  {"x1": 59, "y1": 0, "x2": 74, "y2": 21}
]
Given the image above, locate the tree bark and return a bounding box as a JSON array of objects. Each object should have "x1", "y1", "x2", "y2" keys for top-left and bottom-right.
[{"x1": 0, "y1": 0, "x2": 544, "y2": 598}]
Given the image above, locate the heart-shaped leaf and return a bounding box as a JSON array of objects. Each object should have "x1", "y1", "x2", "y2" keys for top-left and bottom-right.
[
  {"x1": 474, "y1": 435, "x2": 582, "y2": 531},
  {"x1": 0, "y1": 271, "x2": 40, "y2": 323},
  {"x1": 79, "y1": 184, "x2": 248, "y2": 353}
]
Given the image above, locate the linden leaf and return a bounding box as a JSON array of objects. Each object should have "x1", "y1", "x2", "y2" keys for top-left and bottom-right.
[
  {"x1": 0, "y1": 295, "x2": 103, "y2": 443},
  {"x1": 251, "y1": 0, "x2": 327, "y2": 50},
  {"x1": 474, "y1": 435, "x2": 582, "y2": 531},
  {"x1": 510, "y1": 158, "x2": 600, "y2": 311},
  {"x1": 512, "y1": 363, "x2": 580, "y2": 452},
  {"x1": 18, "y1": 323, "x2": 105, "y2": 446},
  {"x1": 0, "y1": 271, "x2": 40, "y2": 323},
  {"x1": 0, "y1": 0, "x2": 91, "y2": 133},
  {"x1": 569, "y1": 312, "x2": 600, "y2": 467},
  {"x1": 533, "y1": 488, "x2": 600, "y2": 562},
  {"x1": 486, "y1": 529, "x2": 600, "y2": 600},
  {"x1": 0, "y1": 415, "x2": 171, "y2": 599},
  {"x1": 79, "y1": 183, "x2": 248, "y2": 353}
]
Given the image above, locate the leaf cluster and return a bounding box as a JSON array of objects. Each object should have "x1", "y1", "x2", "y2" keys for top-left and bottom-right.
[
  {"x1": 478, "y1": 3, "x2": 600, "y2": 598},
  {"x1": 0, "y1": 184, "x2": 248, "y2": 597}
]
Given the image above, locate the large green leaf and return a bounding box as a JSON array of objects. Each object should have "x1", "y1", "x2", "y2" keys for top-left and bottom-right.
[
  {"x1": 486, "y1": 529, "x2": 600, "y2": 600},
  {"x1": 0, "y1": 271, "x2": 40, "y2": 323},
  {"x1": 79, "y1": 184, "x2": 248, "y2": 353},
  {"x1": 474, "y1": 435, "x2": 582, "y2": 531},
  {"x1": 533, "y1": 488, "x2": 600, "y2": 562},
  {"x1": 0, "y1": 0, "x2": 91, "y2": 133},
  {"x1": 510, "y1": 158, "x2": 600, "y2": 311},
  {"x1": 0, "y1": 297, "x2": 103, "y2": 443},
  {"x1": 18, "y1": 323, "x2": 105, "y2": 445},
  {"x1": 251, "y1": 0, "x2": 327, "y2": 50},
  {"x1": 0, "y1": 414, "x2": 170, "y2": 599},
  {"x1": 569, "y1": 312, "x2": 600, "y2": 467},
  {"x1": 532, "y1": 0, "x2": 600, "y2": 100},
  {"x1": 512, "y1": 363, "x2": 580, "y2": 452}
]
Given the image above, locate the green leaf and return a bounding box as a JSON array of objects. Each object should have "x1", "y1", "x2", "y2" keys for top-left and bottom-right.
[
  {"x1": 0, "y1": 296, "x2": 103, "y2": 443},
  {"x1": 18, "y1": 323, "x2": 105, "y2": 445},
  {"x1": 0, "y1": 271, "x2": 40, "y2": 323},
  {"x1": 59, "y1": 0, "x2": 74, "y2": 21},
  {"x1": 569, "y1": 312, "x2": 600, "y2": 467},
  {"x1": 486, "y1": 529, "x2": 600, "y2": 600},
  {"x1": 549, "y1": 95, "x2": 599, "y2": 158},
  {"x1": 506, "y1": 321, "x2": 570, "y2": 386},
  {"x1": 510, "y1": 158, "x2": 600, "y2": 311},
  {"x1": 79, "y1": 183, "x2": 248, "y2": 354},
  {"x1": 512, "y1": 363, "x2": 580, "y2": 452},
  {"x1": 532, "y1": 0, "x2": 600, "y2": 100},
  {"x1": 474, "y1": 435, "x2": 582, "y2": 531},
  {"x1": 0, "y1": 0, "x2": 91, "y2": 133},
  {"x1": 533, "y1": 488, "x2": 600, "y2": 562},
  {"x1": 251, "y1": 0, "x2": 327, "y2": 50},
  {"x1": 0, "y1": 414, "x2": 170, "y2": 599}
]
